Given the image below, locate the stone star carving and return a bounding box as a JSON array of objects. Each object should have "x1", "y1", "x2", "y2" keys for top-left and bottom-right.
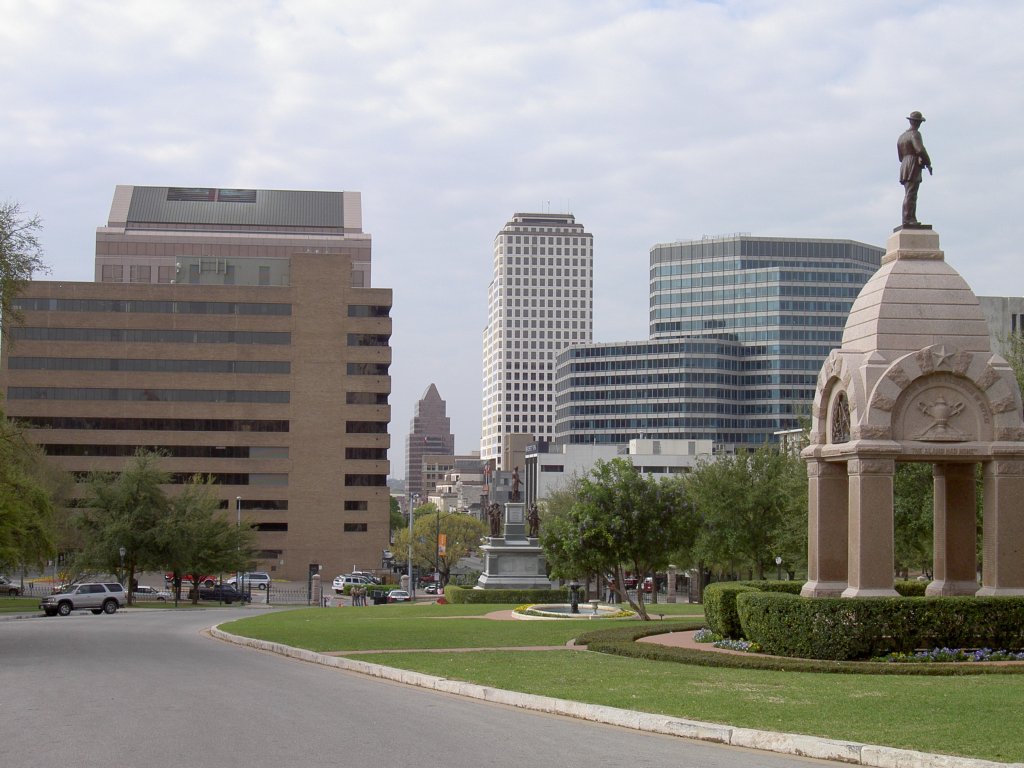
[{"x1": 928, "y1": 344, "x2": 957, "y2": 371}]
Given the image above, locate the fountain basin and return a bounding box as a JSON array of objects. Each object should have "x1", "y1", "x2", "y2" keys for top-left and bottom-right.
[{"x1": 513, "y1": 603, "x2": 635, "y2": 620}]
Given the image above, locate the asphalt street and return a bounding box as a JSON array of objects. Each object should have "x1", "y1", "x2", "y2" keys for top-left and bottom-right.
[{"x1": 1, "y1": 607, "x2": 837, "y2": 768}]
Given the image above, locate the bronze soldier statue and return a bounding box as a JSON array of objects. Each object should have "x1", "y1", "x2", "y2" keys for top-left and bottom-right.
[
  {"x1": 527, "y1": 504, "x2": 540, "y2": 538},
  {"x1": 510, "y1": 466, "x2": 521, "y2": 502},
  {"x1": 897, "y1": 111, "x2": 933, "y2": 227},
  {"x1": 488, "y1": 503, "x2": 502, "y2": 537}
]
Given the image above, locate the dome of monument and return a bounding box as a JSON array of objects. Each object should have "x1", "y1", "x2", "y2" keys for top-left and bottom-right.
[{"x1": 840, "y1": 230, "x2": 991, "y2": 357}]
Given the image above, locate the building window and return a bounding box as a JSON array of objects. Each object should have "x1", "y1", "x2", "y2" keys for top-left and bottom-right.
[
  {"x1": 129, "y1": 265, "x2": 151, "y2": 283},
  {"x1": 253, "y1": 522, "x2": 288, "y2": 532},
  {"x1": 344, "y1": 474, "x2": 387, "y2": 487},
  {"x1": 343, "y1": 523, "x2": 368, "y2": 532},
  {"x1": 344, "y1": 500, "x2": 368, "y2": 511},
  {"x1": 158, "y1": 266, "x2": 175, "y2": 284},
  {"x1": 346, "y1": 363, "x2": 390, "y2": 376},
  {"x1": 101, "y1": 265, "x2": 123, "y2": 282}
]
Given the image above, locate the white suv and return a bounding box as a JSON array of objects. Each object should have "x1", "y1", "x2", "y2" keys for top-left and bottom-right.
[
  {"x1": 226, "y1": 572, "x2": 272, "y2": 590},
  {"x1": 332, "y1": 574, "x2": 370, "y2": 594},
  {"x1": 41, "y1": 582, "x2": 126, "y2": 616}
]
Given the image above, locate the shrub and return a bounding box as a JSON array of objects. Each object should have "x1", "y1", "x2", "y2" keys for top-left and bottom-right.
[
  {"x1": 737, "y1": 591, "x2": 1024, "y2": 661},
  {"x1": 702, "y1": 580, "x2": 802, "y2": 638},
  {"x1": 443, "y1": 585, "x2": 569, "y2": 605},
  {"x1": 894, "y1": 580, "x2": 928, "y2": 597}
]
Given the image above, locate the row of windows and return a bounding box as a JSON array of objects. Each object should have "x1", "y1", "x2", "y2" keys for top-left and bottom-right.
[
  {"x1": 649, "y1": 269, "x2": 876, "y2": 288},
  {"x1": 12, "y1": 328, "x2": 291, "y2": 345},
  {"x1": 13, "y1": 298, "x2": 292, "y2": 315},
  {"x1": 71, "y1": 471, "x2": 288, "y2": 486},
  {"x1": 345, "y1": 392, "x2": 389, "y2": 405},
  {"x1": 254, "y1": 522, "x2": 288, "y2": 532},
  {"x1": 345, "y1": 447, "x2": 388, "y2": 460},
  {"x1": 347, "y1": 333, "x2": 391, "y2": 347},
  {"x1": 218, "y1": 499, "x2": 289, "y2": 511},
  {"x1": 9, "y1": 387, "x2": 289, "y2": 403},
  {"x1": 649, "y1": 239, "x2": 882, "y2": 266},
  {"x1": 344, "y1": 474, "x2": 387, "y2": 487},
  {"x1": 8, "y1": 357, "x2": 290, "y2": 374},
  {"x1": 41, "y1": 444, "x2": 289, "y2": 459},
  {"x1": 650, "y1": 285, "x2": 863, "y2": 304},
  {"x1": 348, "y1": 305, "x2": 391, "y2": 317},
  {"x1": 16, "y1": 416, "x2": 289, "y2": 432},
  {"x1": 347, "y1": 363, "x2": 390, "y2": 376},
  {"x1": 651, "y1": 299, "x2": 855, "y2": 317},
  {"x1": 345, "y1": 421, "x2": 388, "y2": 434}
]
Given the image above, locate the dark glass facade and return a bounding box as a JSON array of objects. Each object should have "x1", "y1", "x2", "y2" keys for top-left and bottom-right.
[{"x1": 555, "y1": 235, "x2": 883, "y2": 449}]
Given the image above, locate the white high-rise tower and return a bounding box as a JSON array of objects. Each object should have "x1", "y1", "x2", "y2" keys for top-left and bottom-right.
[{"x1": 481, "y1": 212, "x2": 593, "y2": 467}]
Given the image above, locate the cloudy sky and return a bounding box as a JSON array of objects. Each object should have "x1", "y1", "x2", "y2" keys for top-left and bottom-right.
[{"x1": 4, "y1": 0, "x2": 1022, "y2": 479}]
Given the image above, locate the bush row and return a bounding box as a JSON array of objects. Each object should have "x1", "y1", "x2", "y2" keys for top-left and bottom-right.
[
  {"x1": 575, "y1": 621, "x2": 1024, "y2": 676},
  {"x1": 738, "y1": 591, "x2": 1024, "y2": 660},
  {"x1": 703, "y1": 580, "x2": 929, "y2": 638},
  {"x1": 443, "y1": 585, "x2": 569, "y2": 604}
]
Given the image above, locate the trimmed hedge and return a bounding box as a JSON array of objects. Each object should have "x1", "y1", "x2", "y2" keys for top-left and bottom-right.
[
  {"x1": 443, "y1": 584, "x2": 569, "y2": 605},
  {"x1": 737, "y1": 591, "x2": 1024, "y2": 660},
  {"x1": 576, "y1": 621, "x2": 1024, "y2": 676},
  {"x1": 702, "y1": 580, "x2": 803, "y2": 638}
]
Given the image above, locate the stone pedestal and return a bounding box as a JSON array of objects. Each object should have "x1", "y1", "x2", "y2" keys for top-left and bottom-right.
[{"x1": 476, "y1": 502, "x2": 553, "y2": 590}]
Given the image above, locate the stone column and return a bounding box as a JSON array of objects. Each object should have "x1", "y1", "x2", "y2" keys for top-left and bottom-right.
[
  {"x1": 927, "y1": 463, "x2": 979, "y2": 596},
  {"x1": 801, "y1": 459, "x2": 849, "y2": 597},
  {"x1": 977, "y1": 460, "x2": 1024, "y2": 596},
  {"x1": 843, "y1": 457, "x2": 899, "y2": 598},
  {"x1": 666, "y1": 565, "x2": 677, "y2": 604}
]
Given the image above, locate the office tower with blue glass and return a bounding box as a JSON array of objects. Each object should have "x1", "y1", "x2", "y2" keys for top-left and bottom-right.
[{"x1": 553, "y1": 235, "x2": 883, "y2": 451}]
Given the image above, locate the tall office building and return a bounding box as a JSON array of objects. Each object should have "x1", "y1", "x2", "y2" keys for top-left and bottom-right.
[
  {"x1": 554, "y1": 235, "x2": 882, "y2": 449},
  {"x1": 480, "y1": 212, "x2": 593, "y2": 467},
  {"x1": 0, "y1": 185, "x2": 391, "y2": 582},
  {"x1": 404, "y1": 383, "x2": 454, "y2": 499}
]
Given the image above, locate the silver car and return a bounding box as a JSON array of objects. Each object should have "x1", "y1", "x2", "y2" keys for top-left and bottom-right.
[{"x1": 41, "y1": 582, "x2": 126, "y2": 616}]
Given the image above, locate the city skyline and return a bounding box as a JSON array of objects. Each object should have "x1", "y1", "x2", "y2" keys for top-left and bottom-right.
[{"x1": 5, "y1": 1, "x2": 1023, "y2": 478}]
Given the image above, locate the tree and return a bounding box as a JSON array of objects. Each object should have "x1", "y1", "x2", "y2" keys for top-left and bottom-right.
[
  {"x1": 389, "y1": 496, "x2": 403, "y2": 532},
  {"x1": 685, "y1": 445, "x2": 807, "y2": 581},
  {"x1": 0, "y1": 200, "x2": 48, "y2": 338},
  {"x1": 76, "y1": 451, "x2": 171, "y2": 605},
  {"x1": 893, "y1": 462, "x2": 934, "y2": 578},
  {"x1": 0, "y1": 411, "x2": 58, "y2": 572},
  {"x1": 541, "y1": 458, "x2": 698, "y2": 620},
  {"x1": 392, "y1": 511, "x2": 486, "y2": 585},
  {"x1": 158, "y1": 476, "x2": 254, "y2": 604}
]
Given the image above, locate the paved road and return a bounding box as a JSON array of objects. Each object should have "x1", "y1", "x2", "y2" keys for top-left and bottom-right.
[{"x1": 1, "y1": 608, "x2": 834, "y2": 768}]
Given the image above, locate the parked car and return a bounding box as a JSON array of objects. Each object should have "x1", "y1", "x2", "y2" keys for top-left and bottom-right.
[
  {"x1": 349, "y1": 571, "x2": 381, "y2": 585},
  {"x1": 424, "y1": 583, "x2": 443, "y2": 595},
  {"x1": 225, "y1": 572, "x2": 271, "y2": 590},
  {"x1": 387, "y1": 589, "x2": 412, "y2": 603},
  {"x1": 197, "y1": 584, "x2": 249, "y2": 604},
  {"x1": 332, "y1": 574, "x2": 371, "y2": 594},
  {"x1": 165, "y1": 573, "x2": 217, "y2": 588},
  {"x1": 131, "y1": 585, "x2": 171, "y2": 601},
  {"x1": 0, "y1": 576, "x2": 22, "y2": 596},
  {"x1": 41, "y1": 582, "x2": 126, "y2": 616}
]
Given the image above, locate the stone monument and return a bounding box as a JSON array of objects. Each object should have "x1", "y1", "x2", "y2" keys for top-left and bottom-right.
[
  {"x1": 802, "y1": 226, "x2": 1024, "y2": 598},
  {"x1": 475, "y1": 499, "x2": 553, "y2": 590}
]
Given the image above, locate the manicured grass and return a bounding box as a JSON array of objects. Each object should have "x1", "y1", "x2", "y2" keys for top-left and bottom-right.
[
  {"x1": 0, "y1": 597, "x2": 40, "y2": 613},
  {"x1": 221, "y1": 603, "x2": 637, "y2": 651},
  {"x1": 223, "y1": 604, "x2": 1024, "y2": 763},
  {"x1": 364, "y1": 649, "x2": 1024, "y2": 764}
]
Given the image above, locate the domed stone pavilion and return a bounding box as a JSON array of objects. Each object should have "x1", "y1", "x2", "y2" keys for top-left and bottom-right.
[{"x1": 802, "y1": 228, "x2": 1024, "y2": 598}]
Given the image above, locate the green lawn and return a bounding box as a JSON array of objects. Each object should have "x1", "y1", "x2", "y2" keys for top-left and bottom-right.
[
  {"x1": 223, "y1": 603, "x2": 1024, "y2": 763},
  {"x1": 0, "y1": 597, "x2": 39, "y2": 613}
]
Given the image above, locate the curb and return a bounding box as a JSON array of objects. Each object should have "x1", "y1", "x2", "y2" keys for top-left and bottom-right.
[{"x1": 209, "y1": 626, "x2": 1022, "y2": 768}]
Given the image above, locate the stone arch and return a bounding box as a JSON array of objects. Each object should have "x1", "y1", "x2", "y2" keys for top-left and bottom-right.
[{"x1": 802, "y1": 229, "x2": 1024, "y2": 599}]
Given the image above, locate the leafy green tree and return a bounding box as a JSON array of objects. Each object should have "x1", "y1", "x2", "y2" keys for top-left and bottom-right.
[
  {"x1": 0, "y1": 412, "x2": 57, "y2": 571},
  {"x1": 389, "y1": 496, "x2": 403, "y2": 532},
  {"x1": 541, "y1": 458, "x2": 698, "y2": 620},
  {"x1": 76, "y1": 451, "x2": 170, "y2": 604},
  {"x1": 893, "y1": 462, "x2": 934, "y2": 578},
  {"x1": 0, "y1": 200, "x2": 48, "y2": 338},
  {"x1": 392, "y1": 511, "x2": 486, "y2": 585},
  {"x1": 685, "y1": 445, "x2": 807, "y2": 581},
  {"x1": 158, "y1": 476, "x2": 254, "y2": 604}
]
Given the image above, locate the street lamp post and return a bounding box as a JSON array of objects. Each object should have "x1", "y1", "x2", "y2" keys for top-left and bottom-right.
[
  {"x1": 118, "y1": 546, "x2": 126, "y2": 587},
  {"x1": 435, "y1": 505, "x2": 441, "y2": 587},
  {"x1": 408, "y1": 493, "x2": 418, "y2": 598},
  {"x1": 775, "y1": 555, "x2": 783, "y2": 581}
]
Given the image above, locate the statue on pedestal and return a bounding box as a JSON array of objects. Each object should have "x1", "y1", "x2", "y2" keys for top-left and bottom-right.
[
  {"x1": 487, "y1": 502, "x2": 502, "y2": 537},
  {"x1": 897, "y1": 110, "x2": 933, "y2": 227},
  {"x1": 527, "y1": 503, "x2": 540, "y2": 538},
  {"x1": 510, "y1": 466, "x2": 521, "y2": 502}
]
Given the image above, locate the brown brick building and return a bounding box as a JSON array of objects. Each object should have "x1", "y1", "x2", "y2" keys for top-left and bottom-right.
[{"x1": 0, "y1": 186, "x2": 392, "y2": 582}]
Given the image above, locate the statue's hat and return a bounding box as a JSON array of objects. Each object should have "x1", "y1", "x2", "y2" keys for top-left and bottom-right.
[{"x1": 907, "y1": 110, "x2": 926, "y2": 122}]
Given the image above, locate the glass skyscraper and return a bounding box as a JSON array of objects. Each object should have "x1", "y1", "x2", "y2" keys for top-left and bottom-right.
[{"x1": 554, "y1": 235, "x2": 883, "y2": 450}]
